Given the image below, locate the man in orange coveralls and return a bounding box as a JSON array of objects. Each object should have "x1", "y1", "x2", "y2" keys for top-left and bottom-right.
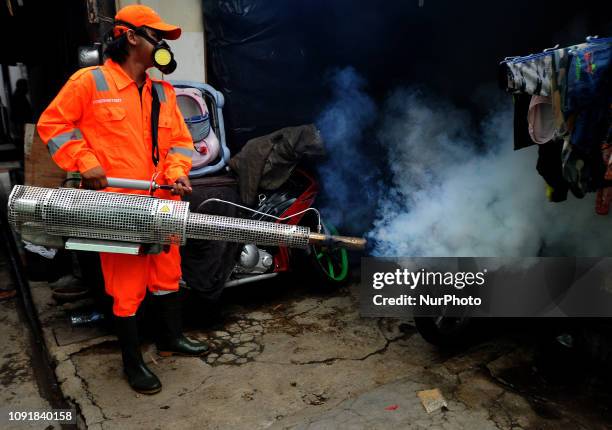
[{"x1": 37, "y1": 5, "x2": 208, "y2": 395}]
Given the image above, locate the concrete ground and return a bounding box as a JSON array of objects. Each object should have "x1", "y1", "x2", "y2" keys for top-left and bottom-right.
[
  {"x1": 4, "y1": 261, "x2": 612, "y2": 429},
  {"x1": 0, "y1": 300, "x2": 60, "y2": 430},
  {"x1": 0, "y1": 245, "x2": 65, "y2": 429}
]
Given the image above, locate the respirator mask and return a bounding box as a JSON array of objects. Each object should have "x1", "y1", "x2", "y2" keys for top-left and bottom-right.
[{"x1": 113, "y1": 20, "x2": 177, "y2": 75}]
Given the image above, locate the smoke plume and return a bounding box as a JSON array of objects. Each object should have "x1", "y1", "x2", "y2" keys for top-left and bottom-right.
[
  {"x1": 317, "y1": 68, "x2": 612, "y2": 257},
  {"x1": 315, "y1": 67, "x2": 382, "y2": 233}
]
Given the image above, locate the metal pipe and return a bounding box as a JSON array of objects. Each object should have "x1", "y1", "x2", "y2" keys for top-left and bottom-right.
[
  {"x1": 106, "y1": 177, "x2": 173, "y2": 191},
  {"x1": 308, "y1": 232, "x2": 367, "y2": 251},
  {"x1": 224, "y1": 273, "x2": 278, "y2": 288}
]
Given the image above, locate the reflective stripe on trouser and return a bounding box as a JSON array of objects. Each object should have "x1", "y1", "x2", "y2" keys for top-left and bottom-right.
[{"x1": 100, "y1": 245, "x2": 181, "y2": 317}]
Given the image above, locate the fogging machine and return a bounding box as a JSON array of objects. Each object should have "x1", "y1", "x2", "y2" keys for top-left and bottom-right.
[{"x1": 7, "y1": 180, "x2": 366, "y2": 255}]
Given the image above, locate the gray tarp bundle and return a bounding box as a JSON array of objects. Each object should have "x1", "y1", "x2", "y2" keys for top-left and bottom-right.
[{"x1": 228, "y1": 124, "x2": 325, "y2": 206}]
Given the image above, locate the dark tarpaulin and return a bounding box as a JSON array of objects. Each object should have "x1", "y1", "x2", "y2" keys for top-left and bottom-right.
[
  {"x1": 202, "y1": 0, "x2": 317, "y2": 151},
  {"x1": 202, "y1": 0, "x2": 609, "y2": 151}
]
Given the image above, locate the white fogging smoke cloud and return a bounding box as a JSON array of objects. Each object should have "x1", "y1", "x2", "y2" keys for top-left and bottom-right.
[
  {"x1": 316, "y1": 67, "x2": 381, "y2": 232},
  {"x1": 369, "y1": 89, "x2": 612, "y2": 257},
  {"x1": 316, "y1": 68, "x2": 612, "y2": 257}
]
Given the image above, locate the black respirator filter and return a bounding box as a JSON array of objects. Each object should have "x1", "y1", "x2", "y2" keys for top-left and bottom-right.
[
  {"x1": 152, "y1": 42, "x2": 177, "y2": 74},
  {"x1": 112, "y1": 20, "x2": 178, "y2": 75}
]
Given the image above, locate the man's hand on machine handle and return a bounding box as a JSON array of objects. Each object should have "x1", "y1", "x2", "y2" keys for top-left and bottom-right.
[
  {"x1": 80, "y1": 170, "x2": 190, "y2": 194},
  {"x1": 172, "y1": 176, "x2": 192, "y2": 196},
  {"x1": 81, "y1": 166, "x2": 108, "y2": 190}
]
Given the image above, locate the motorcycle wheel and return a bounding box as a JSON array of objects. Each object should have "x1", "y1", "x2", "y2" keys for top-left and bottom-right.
[{"x1": 300, "y1": 222, "x2": 350, "y2": 287}]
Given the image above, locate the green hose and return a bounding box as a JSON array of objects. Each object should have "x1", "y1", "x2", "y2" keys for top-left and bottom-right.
[{"x1": 313, "y1": 223, "x2": 349, "y2": 282}]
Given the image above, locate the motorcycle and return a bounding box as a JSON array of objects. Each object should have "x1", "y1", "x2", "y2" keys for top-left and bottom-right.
[
  {"x1": 173, "y1": 81, "x2": 350, "y2": 296},
  {"x1": 225, "y1": 167, "x2": 350, "y2": 288}
]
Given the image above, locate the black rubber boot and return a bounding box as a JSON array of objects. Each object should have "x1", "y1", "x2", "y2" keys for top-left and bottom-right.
[
  {"x1": 114, "y1": 316, "x2": 162, "y2": 394},
  {"x1": 153, "y1": 292, "x2": 209, "y2": 357}
]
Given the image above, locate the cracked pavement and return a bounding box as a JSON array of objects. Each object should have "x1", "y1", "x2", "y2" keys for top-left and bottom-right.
[{"x1": 13, "y1": 275, "x2": 612, "y2": 429}]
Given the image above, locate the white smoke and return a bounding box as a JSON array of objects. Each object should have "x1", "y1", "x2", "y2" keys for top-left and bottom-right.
[
  {"x1": 369, "y1": 88, "x2": 612, "y2": 257},
  {"x1": 314, "y1": 68, "x2": 612, "y2": 257},
  {"x1": 316, "y1": 67, "x2": 381, "y2": 232}
]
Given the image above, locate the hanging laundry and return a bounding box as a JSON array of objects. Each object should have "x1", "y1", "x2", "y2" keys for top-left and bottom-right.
[
  {"x1": 550, "y1": 46, "x2": 572, "y2": 138},
  {"x1": 604, "y1": 107, "x2": 612, "y2": 181},
  {"x1": 596, "y1": 143, "x2": 612, "y2": 215},
  {"x1": 502, "y1": 36, "x2": 612, "y2": 201},
  {"x1": 536, "y1": 140, "x2": 569, "y2": 202},
  {"x1": 528, "y1": 95, "x2": 556, "y2": 144},
  {"x1": 526, "y1": 95, "x2": 569, "y2": 202},
  {"x1": 513, "y1": 94, "x2": 536, "y2": 150},
  {"x1": 564, "y1": 40, "x2": 612, "y2": 153},
  {"x1": 561, "y1": 137, "x2": 605, "y2": 199},
  {"x1": 500, "y1": 51, "x2": 553, "y2": 96}
]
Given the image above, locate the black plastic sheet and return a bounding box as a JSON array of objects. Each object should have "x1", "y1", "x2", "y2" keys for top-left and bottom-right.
[{"x1": 202, "y1": 0, "x2": 609, "y2": 150}]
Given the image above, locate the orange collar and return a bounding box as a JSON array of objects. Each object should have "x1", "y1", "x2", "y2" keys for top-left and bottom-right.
[{"x1": 104, "y1": 59, "x2": 153, "y2": 91}]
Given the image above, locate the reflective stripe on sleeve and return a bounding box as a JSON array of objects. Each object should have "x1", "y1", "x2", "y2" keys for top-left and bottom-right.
[
  {"x1": 168, "y1": 146, "x2": 195, "y2": 157},
  {"x1": 48, "y1": 129, "x2": 83, "y2": 156},
  {"x1": 91, "y1": 68, "x2": 109, "y2": 91}
]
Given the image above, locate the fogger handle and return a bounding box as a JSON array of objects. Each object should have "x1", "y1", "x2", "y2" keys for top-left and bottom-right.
[{"x1": 106, "y1": 177, "x2": 173, "y2": 191}]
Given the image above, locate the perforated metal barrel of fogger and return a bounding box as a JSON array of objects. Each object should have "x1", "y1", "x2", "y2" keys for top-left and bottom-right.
[{"x1": 8, "y1": 185, "x2": 311, "y2": 249}]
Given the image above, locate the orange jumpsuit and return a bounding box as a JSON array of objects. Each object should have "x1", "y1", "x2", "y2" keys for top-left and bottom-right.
[{"x1": 37, "y1": 59, "x2": 194, "y2": 317}]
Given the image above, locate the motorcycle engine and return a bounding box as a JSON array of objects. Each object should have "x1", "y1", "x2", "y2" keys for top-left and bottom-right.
[{"x1": 235, "y1": 244, "x2": 274, "y2": 274}]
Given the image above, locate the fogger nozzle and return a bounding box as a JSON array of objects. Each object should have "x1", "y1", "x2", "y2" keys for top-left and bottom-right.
[{"x1": 7, "y1": 186, "x2": 366, "y2": 251}]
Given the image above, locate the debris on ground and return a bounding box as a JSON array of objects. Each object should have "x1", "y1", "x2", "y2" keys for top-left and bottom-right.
[{"x1": 417, "y1": 388, "x2": 448, "y2": 413}]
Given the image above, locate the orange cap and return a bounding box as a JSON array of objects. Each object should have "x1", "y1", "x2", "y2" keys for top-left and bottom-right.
[{"x1": 114, "y1": 5, "x2": 181, "y2": 40}]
